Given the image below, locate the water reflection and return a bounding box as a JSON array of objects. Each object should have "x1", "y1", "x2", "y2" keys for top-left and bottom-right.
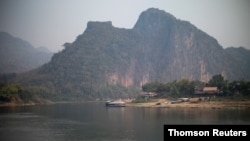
[{"x1": 0, "y1": 102, "x2": 250, "y2": 141}]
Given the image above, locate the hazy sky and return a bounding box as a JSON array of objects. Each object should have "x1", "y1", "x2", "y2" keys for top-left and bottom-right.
[{"x1": 0, "y1": 0, "x2": 249, "y2": 52}]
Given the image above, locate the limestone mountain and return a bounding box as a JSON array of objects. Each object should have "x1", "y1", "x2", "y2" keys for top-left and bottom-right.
[
  {"x1": 0, "y1": 32, "x2": 53, "y2": 73},
  {"x1": 224, "y1": 47, "x2": 250, "y2": 77},
  {"x1": 15, "y1": 8, "x2": 250, "y2": 99}
]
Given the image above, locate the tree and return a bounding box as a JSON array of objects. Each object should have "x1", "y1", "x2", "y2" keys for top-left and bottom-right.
[
  {"x1": 207, "y1": 74, "x2": 229, "y2": 95},
  {"x1": 178, "y1": 78, "x2": 195, "y2": 96},
  {"x1": 0, "y1": 83, "x2": 33, "y2": 102},
  {"x1": 208, "y1": 74, "x2": 226, "y2": 89},
  {"x1": 142, "y1": 81, "x2": 160, "y2": 92}
]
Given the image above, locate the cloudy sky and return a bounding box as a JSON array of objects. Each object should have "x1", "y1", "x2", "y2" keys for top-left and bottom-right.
[{"x1": 0, "y1": 0, "x2": 249, "y2": 52}]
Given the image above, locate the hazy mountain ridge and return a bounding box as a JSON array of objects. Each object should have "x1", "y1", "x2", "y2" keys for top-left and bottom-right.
[
  {"x1": 14, "y1": 8, "x2": 250, "y2": 99},
  {"x1": 0, "y1": 32, "x2": 54, "y2": 73},
  {"x1": 224, "y1": 47, "x2": 250, "y2": 78}
]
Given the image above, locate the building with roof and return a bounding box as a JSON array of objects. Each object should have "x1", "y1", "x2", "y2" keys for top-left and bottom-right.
[{"x1": 194, "y1": 86, "x2": 223, "y2": 97}]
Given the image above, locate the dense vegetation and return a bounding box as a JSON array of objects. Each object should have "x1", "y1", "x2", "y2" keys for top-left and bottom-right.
[
  {"x1": 1, "y1": 74, "x2": 250, "y2": 105},
  {"x1": 142, "y1": 74, "x2": 250, "y2": 98},
  {"x1": 1, "y1": 8, "x2": 250, "y2": 103},
  {"x1": 0, "y1": 82, "x2": 32, "y2": 103}
]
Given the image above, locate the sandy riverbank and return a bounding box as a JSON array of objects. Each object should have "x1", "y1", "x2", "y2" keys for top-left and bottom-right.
[
  {"x1": 1, "y1": 98, "x2": 250, "y2": 109},
  {"x1": 126, "y1": 98, "x2": 250, "y2": 109}
]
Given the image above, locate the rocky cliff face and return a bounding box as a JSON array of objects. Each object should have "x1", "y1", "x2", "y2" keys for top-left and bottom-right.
[
  {"x1": 132, "y1": 8, "x2": 240, "y2": 83},
  {"x1": 16, "y1": 8, "x2": 250, "y2": 98}
]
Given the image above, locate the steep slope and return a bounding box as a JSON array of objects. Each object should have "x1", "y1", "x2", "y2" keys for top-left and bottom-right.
[
  {"x1": 133, "y1": 8, "x2": 244, "y2": 82},
  {"x1": 17, "y1": 21, "x2": 142, "y2": 99},
  {"x1": 0, "y1": 32, "x2": 53, "y2": 73},
  {"x1": 15, "y1": 8, "x2": 250, "y2": 99},
  {"x1": 225, "y1": 47, "x2": 250, "y2": 79}
]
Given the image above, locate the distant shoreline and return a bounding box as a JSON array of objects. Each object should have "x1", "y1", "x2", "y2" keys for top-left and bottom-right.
[
  {"x1": 0, "y1": 100, "x2": 100, "y2": 107},
  {"x1": 1, "y1": 98, "x2": 250, "y2": 109},
  {"x1": 0, "y1": 100, "x2": 53, "y2": 107},
  {"x1": 125, "y1": 98, "x2": 250, "y2": 109},
  {"x1": 105, "y1": 98, "x2": 250, "y2": 109}
]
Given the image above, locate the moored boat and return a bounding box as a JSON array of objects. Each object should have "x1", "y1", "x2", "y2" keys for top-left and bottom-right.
[
  {"x1": 178, "y1": 98, "x2": 190, "y2": 102},
  {"x1": 170, "y1": 99, "x2": 183, "y2": 104},
  {"x1": 105, "y1": 100, "x2": 126, "y2": 107}
]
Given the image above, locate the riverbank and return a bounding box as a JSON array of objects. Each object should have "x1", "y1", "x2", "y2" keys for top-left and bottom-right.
[
  {"x1": 0, "y1": 100, "x2": 54, "y2": 107},
  {"x1": 126, "y1": 98, "x2": 250, "y2": 109},
  {"x1": 1, "y1": 97, "x2": 250, "y2": 109}
]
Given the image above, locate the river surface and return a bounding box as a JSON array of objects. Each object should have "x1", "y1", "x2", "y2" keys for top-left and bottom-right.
[{"x1": 0, "y1": 102, "x2": 250, "y2": 141}]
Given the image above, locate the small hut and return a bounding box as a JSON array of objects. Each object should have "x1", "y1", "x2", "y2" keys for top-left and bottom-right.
[{"x1": 194, "y1": 86, "x2": 222, "y2": 98}]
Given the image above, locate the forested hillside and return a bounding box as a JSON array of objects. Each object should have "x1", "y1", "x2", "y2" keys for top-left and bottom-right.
[{"x1": 9, "y1": 8, "x2": 250, "y2": 100}]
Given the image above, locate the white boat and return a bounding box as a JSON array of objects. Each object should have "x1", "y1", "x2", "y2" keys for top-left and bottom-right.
[
  {"x1": 170, "y1": 99, "x2": 183, "y2": 104},
  {"x1": 178, "y1": 98, "x2": 190, "y2": 102},
  {"x1": 170, "y1": 98, "x2": 190, "y2": 104},
  {"x1": 105, "y1": 100, "x2": 126, "y2": 107}
]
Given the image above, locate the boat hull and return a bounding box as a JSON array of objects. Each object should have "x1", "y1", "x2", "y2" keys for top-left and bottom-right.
[{"x1": 105, "y1": 100, "x2": 126, "y2": 107}]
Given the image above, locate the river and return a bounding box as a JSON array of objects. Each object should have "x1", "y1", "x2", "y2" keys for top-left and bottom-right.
[{"x1": 0, "y1": 102, "x2": 250, "y2": 141}]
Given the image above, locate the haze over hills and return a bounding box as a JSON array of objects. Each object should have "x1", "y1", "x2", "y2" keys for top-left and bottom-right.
[
  {"x1": 13, "y1": 8, "x2": 250, "y2": 99},
  {"x1": 224, "y1": 47, "x2": 250, "y2": 76},
  {"x1": 0, "y1": 32, "x2": 53, "y2": 73}
]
